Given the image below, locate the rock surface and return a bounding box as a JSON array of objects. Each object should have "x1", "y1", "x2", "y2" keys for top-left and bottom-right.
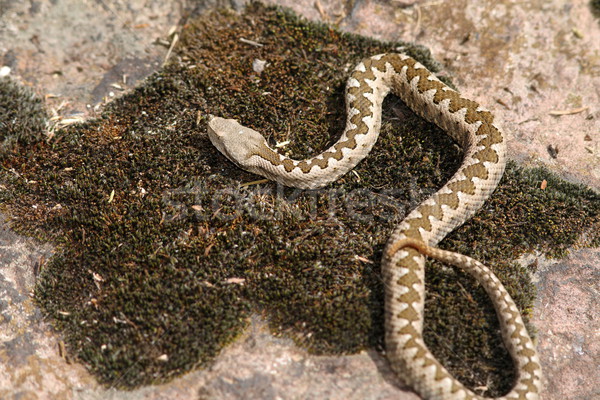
[{"x1": 1, "y1": 0, "x2": 599, "y2": 399}]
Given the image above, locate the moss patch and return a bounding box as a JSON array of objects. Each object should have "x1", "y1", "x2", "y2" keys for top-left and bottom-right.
[
  {"x1": 1, "y1": 2, "x2": 599, "y2": 395},
  {"x1": 0, "y1": 76, "x2": 48, "y2": 157},
  {"x1": 592, "y1": 0, "x2": 600, "y2": 19}
]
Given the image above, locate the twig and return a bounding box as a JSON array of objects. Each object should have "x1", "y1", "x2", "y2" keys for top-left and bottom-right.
[{"x1": 548, "y1": 106, "x2": 588, "y2": 116}]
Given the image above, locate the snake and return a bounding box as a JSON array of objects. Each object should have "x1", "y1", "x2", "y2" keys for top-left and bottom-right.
[{"x1": 207, "y1": 53, "x2": 543, "y2": 399}]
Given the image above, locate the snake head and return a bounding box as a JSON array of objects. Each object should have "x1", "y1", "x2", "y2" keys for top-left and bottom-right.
[{"x1": 207, "y1": 116, "x2": 267, "y2": 166}]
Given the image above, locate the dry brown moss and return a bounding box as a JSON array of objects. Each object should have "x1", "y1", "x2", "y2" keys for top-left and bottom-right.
[{"x1": 0, "y1": 2, "x2": 598, "y2": 394}]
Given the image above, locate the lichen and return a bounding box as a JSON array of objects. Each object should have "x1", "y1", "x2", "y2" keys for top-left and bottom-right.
[{"x1": 0, "y1": 2, "x2": 598, "y2": 395}]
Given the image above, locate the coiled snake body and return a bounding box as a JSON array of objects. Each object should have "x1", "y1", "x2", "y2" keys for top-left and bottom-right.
[{"x1": 208, "y1": 53, "x2": 542, "y2": 399}]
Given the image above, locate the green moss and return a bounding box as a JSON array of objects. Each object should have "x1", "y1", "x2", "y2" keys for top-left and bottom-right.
[
  {"x1": 592, "y1": 0, "x2": 600, "y2": 18},
  {"x1": 0, "y1": 76, "x2": 48, "y2": 157},
  {"x1": 0, "y1": 2, "x2": 598, "y2": 395}
]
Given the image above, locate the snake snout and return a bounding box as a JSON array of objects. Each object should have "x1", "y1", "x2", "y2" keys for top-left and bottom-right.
[{"x1": 207, "y1": 116, "x2": 267, "y2": 165}]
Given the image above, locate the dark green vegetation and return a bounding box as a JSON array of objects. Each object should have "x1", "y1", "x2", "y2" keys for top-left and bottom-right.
[
  {"x1": 0, "y1": 76, "x2": 48, "y2": 157},
  {"x1": 592, "y1": 0, "x2": 600, "y2": 19},
  {"x1": 1, "y1": 2, "x2": 599, "y2": 394}
]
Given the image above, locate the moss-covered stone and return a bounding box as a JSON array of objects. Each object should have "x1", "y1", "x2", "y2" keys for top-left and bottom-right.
[
  {"x1": 0, "y1": 2, "x2": 598, "y2": 395},
  {"x1": 0, "y1": 76, "x2": 48, "y2": 157}
]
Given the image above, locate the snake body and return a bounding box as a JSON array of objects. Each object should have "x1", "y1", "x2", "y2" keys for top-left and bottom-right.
[{"x1": 207, "y1": 53, "x2": 542, "y2": 399}]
